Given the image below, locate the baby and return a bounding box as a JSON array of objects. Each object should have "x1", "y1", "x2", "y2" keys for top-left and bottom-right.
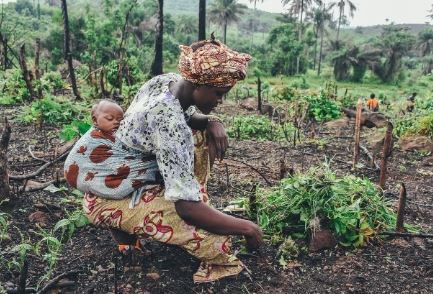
[
  {"x1": 64, "y1": 100, "x2": 161, "y2": 204},
  {"x1": 92, "y1": 99, "x2": 124, "y2": 134}
]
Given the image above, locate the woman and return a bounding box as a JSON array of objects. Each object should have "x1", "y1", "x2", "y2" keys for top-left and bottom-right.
[{"x1": 82, "y1": 38, "x2": 263, "y2": 283}]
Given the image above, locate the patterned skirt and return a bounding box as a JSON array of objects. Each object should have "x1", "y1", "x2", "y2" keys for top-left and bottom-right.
[{"x1": 82, "y1": 130, "x2": 244, "y2": 283}]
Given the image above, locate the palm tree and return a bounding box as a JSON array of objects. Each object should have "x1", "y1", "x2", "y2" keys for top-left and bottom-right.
[
  {"x1": 208, "y1": 0, "x2": 247, "y2": 44},
  {"x1": 198, "y1": 0, "x2": 206, "y2": 40},
  {"x1": 307, "y1": 2, "x2": 334, "y2": 72},
  {"x1": 150, "y1": 0, "x2": 163, "y2": 77},
  {"x1": 332, "y1": 0, "x2": 356, "y2": 44},
  {"x1": 248, "y1": 0, "x2": 264, "y2": 46},
  {"x1": 177, "y1": 15, "x2": 198, "y2": 44},
  {"x1": 282, "y1": 0, "x2": 322, "y2": 74},
  {"x1": 418, "y1": 28, "x2": 433, "y2": 74},
  {"x1": 371, "y1": 26, "x2": 415, "y2": 83},
  {"x1": 330, "y1": 42, "x2": 381, "y2": 81}
]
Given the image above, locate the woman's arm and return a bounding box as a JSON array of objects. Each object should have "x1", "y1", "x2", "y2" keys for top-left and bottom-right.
[
  {"x1": 189, "y1": 113, "x2": 228, "y2": 161},
  {"x1": 188, "y1": 113, "x2": 208, "y2": 130},
  {"x1": 175, "y1": 200, "x2": 263, "y2": 250}
]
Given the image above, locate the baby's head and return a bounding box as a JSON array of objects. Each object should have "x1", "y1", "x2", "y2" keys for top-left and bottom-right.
[{"x1": 91, "y1": 99, "x2": 124, "y2": 133}]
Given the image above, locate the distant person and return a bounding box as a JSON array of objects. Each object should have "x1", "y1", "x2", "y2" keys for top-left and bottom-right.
[
  {"x1": 406, "y1": 92, "x2": 417, "y2": 113},
  {"x1": 366, "y1": 93, "x2": 379, "y2": 112}
]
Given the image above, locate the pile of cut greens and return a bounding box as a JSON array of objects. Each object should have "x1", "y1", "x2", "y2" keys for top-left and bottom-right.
[{"x1": 252, "y1": 165, "x2": 398, "y2": 247}]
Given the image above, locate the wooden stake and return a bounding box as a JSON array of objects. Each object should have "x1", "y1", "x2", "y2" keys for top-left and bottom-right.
[
  {"x1": 396, "y1": 183, "x2": 407, "y2": 232},
  {"x1": 0, "y1": 117, "x2": 11, "y2": 202},
  {"x1": 17, "y1": 259, "x2": 28, "y2": 294},
  {"x1": 379, "y1": 122, "x2": 393, "y2": 189},
  {"x1": 35, "y1": 38, "x2": 42, "y2": 98},
  {"x1": 352, "y1": 99, "x2": 362, "y2": 169},
  {"x1": 249, "y1": 184, "x2": 258, "y2": 221}
]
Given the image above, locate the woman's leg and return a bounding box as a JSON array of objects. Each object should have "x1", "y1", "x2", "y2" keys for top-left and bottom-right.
[{"x1": 83, "y1": 185, "x2": 243, "y2": 283}]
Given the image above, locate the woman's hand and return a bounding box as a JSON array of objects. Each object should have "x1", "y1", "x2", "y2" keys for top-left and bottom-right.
[
  {"x1": 206, "y1": 121, "x2": 228, "y2": 162},
  {"x1": 244, "y1": 223, "x2": 264, "y2": 251}
]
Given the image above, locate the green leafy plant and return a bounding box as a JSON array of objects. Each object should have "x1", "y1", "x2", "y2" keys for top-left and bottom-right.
[
  {"x1": 253, "y1": 164, "x2": 399, "y2": 247},
  {"x1": 273, "y1": 86, "x2": 299, "y2": 101},
  {"x1": 60, "y1": 117, "x2": 92, "y2": 140},
  {"x1": 18, "y1": 96, "x2": 84, "y2": 125},
  {"x1": 8, "y1": 232, "x2": 35, "y2": 273},
  {"x1": 305, "y1": 91, "x2": 341, "y2": 122},
  {"x1": 394, "y1": 112, "x2": 433, "y2": 139},
  {"x1": 0, "y1": 69, "x2": 29, "y2": 105},
  {"x1": 0, "y1": 213, "x2": 11, "y2": 241},
  {"x1": 227, "y1": 115, "x2": 296, "y2": 142},
  {"x1": 54, "y1": 209, "x2": 90, "y2": 241}
]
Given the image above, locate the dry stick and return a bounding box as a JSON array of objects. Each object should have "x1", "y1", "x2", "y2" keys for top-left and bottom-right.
[
  {"x1": 380, "y1": 232, "x2": 433, "y2": 238},
  {"x1": 21, "y1": 177, "x2": 66, "y2": 193},
  {"x1": 17, "y1": 259, "x2": 28, "y2": 294},
  {"x1": 359, "y1": 145, "x2": 380, "y2": 170},
  {"x1": 249, "y1": 184, "x2": 258, "y2": 221},
  {"x1": 114, "y1": 254, "x2": 118, "y2": 294},
  {"x1": 226, "y1": 158, "x2": 272, "y2": 186},
  {"x1": 10, "y1": 151, "x2": 69, "y2": 180},
  {"x1": 28, "y1": 146, "x2": 49, "y2": 163},
  {"x1": 396, "y1": 183, "x2": 407, "y2": 233},
  {"x1": 352, "y1": 99, "x2": 362, "y2": 169},
  {"x1": 225, "y1": 163, "x2": 230, "y2": 193},
  {"x1": 379, "y1": 122, "x2": 393, "y2": 189},
  {"x1": 36, "y1": 270, "x2": 80, "y2": 294}
]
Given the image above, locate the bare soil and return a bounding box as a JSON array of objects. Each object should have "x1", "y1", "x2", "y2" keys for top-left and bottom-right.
[{"x1": 1, "y1": 102, "x2": 432, "y2": 293}]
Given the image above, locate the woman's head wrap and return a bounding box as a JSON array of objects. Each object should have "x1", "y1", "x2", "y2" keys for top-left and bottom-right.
[{"x1": 178, "y1": 37, "x2": 252, "y2": 87}]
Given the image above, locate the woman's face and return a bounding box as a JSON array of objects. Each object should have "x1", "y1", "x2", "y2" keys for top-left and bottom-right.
[{"x1": 192, "y1": 85, "x2": 232, "y2": 114}]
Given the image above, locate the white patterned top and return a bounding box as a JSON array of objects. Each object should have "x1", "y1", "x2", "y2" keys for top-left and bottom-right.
[{"x1": 116, "y1": 73, "x2": 200, "y2": 202}]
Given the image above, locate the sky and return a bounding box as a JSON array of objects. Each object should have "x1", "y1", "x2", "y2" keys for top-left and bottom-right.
[{"x1": 238, "y1": 0, "x2": 433, "y2": 27}]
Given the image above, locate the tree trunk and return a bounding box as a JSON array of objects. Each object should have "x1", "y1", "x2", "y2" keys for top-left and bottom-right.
[
  {"x1": 313, "y1": 28, "x2": 318, "y2": 70},
  {"x1": 296, "y1": 0, "x2": 304, "y2": 75},
  {"x1": 336, "y1": 4, "x2": 342, "y2": 44},
  {"x1": 61, "y1": 0, "x2": 81, "y2": 100},
  {"x1": 317, "y1": 26, "x2": 324, "y2": 76},
  {"x1": 250, "y1": 0, "x2": 257, "y2": 48},
  {"x1": 257, "y1": 76, "x2": 262, "y2": 112},
  {"x1": 19, "y1": 44, "x2": 37, "y2": 101},
  {"x1": 223, "y1": 20, "x2": 227, "y2": 44},
  {"x1": 0, "y1": 118, "x2": 11, "y2": 203},
  {"x1": 117, "y1": 0, "x2": 137, "y2": 95},
  {"x1": 1, "y1": 33, "x2": 8, "y2": 70},
  {"x1": 34, "y1": 38, "x2": 42, "y2": 98},
  {"x1": 150, "y1": 0, "x2": 164, "y2": 77},
  {"x1": 198, "y1": 0, "x2": 206, "y2": 41}
]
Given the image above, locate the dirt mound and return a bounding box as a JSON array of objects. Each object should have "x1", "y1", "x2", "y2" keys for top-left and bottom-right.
[{"x1": 398, "y1": 135, "x2": 433, "y2": 152}]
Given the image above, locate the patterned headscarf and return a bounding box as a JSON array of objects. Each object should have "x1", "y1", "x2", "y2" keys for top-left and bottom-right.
[{"x1": 178, "y1": 38, "x2": 252, "y2": 87}]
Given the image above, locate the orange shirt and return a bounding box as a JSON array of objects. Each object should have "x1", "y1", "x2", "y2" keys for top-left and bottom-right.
[{"x1": 367, "y1": 98, "x2": 379, "y2": 110}]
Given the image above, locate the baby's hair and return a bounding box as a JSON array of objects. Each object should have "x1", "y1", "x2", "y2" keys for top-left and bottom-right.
[
  {"x1": 91, "y1": 99, "x2": 121, "y2": 116},
  {"x1": 370, "y1": 93, "x2": 375, "y2": 98}
]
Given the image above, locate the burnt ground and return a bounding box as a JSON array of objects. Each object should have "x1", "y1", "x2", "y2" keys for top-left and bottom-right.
[{"x1": 1, "y1": 101, "x2": 433, "y2": 294}]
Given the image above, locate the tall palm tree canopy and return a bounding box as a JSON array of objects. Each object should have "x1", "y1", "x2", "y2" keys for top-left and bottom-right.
[
  {"x1": 208, "y1": 0, "x2": 247, "y2": 43},
  {"x1": 335, "y1": 0, "x2": 356, "y2": 18},
  {"x1": 209, "y1": 0, "x2": 247, "y2": 27},
  {"x1": 282, "y1": 0, "x2": 322, "y2": 17}
]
